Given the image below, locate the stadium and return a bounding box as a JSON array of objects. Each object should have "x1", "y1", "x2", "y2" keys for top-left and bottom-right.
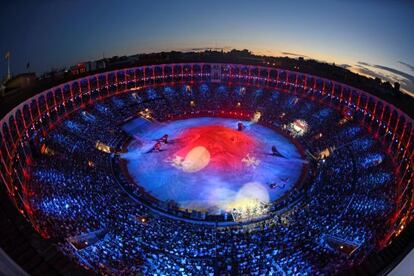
[{"x1": 0, "y1": 62, "x2": 413, "y2": 275}]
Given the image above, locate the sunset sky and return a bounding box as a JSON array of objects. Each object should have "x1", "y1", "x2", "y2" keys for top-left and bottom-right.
[{"x1": 1, "y1": 0, "x2": 413, "y2": 95}]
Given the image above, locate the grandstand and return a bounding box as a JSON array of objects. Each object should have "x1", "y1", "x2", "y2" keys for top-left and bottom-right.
[{"x1": 0, "y1": 63, "x2": 413, "y2": 275}]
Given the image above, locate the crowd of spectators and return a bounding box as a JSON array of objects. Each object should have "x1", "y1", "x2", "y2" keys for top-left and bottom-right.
[{"x1": 24, "y1": 83, "x2": 397, "y2": 275}]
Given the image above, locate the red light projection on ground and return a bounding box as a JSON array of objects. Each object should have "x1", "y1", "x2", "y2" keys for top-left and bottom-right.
[{"x1": 170, "y1": 125, "x2": 259, "y2": 173}]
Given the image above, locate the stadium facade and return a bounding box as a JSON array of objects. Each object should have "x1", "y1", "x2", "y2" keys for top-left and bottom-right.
[{"x1": 0, "y1": 63, "x2": 413, "y2": 274}]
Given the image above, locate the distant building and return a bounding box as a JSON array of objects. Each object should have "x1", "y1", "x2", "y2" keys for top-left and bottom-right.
[
  {"x1": 2, "y1": 73, "x2": 37, "y2": 97},
  {"x1": 70, "y1": 59, "x2": 107, "y2": 76},
  {"x1": 70, "y1": 63, "x2": 87, "y2": 75},
  {"x1": 107, "y1": 56, "x2": 136, "y2": 68},
  {"x1": 0, "y1": 83, "x2": 5, "y2": 97},
  {"x1": 40, "y1": 69, "x2": 66, "y2": 80},
  {"x1": 95, "y1": 59, "x2": 107, "y2": 70}
]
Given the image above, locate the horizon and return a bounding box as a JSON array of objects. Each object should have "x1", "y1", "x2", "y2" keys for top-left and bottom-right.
[{"x1": 1, "y1": 0, "x2": 413, "y2": 95}]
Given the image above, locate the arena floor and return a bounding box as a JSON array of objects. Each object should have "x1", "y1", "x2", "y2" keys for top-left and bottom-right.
[{"x1": 122, "y1": 117, "x2": 306, "y2": 213}]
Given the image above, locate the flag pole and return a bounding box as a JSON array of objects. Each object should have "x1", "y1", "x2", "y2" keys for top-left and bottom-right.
[
  {"x1": 5, "y1": 52, "x2": 11, "y2": 80},
  {"x1": 7, "y1": 58, "x2": 11, "y2": 80}
]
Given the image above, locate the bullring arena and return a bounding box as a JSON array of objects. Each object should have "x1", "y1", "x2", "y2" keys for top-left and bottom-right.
[{"x1": 0, "y1": 63, "x2": 413, "y2": 275}]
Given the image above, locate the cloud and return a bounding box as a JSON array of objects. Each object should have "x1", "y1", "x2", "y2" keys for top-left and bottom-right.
[
  {"x1": 357, "y1": 61, "x2": 414, "y2": 83},
  {"x1": 357, "y1": 61, "x2": 371, "y2": 67},
  {"x1": 399, "y1": 61, "x2": 414, "y2": 73},
  {"x1": 186, "y1": 46, "x2": 232, "y2": 52},
  {"x1": 353, "y1": 64, "x2": 386, "y2": 80},
  {"x1": 339, "y1": 64, "x2": 351, "y2": 69},
  {"x1": 372, "y1": 64, "x2": 414, "y2": 83},
  {"x1": 281, "y1": 52, "x2": 309, "y2": 58},
  {"x1": 352, "y1": 62, "x2": 414, "y2": 96}
]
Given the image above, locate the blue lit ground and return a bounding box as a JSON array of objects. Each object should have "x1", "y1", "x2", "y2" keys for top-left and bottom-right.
[{"x1": 122, "y1": 117, "x2": 305, "y2": 213}]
